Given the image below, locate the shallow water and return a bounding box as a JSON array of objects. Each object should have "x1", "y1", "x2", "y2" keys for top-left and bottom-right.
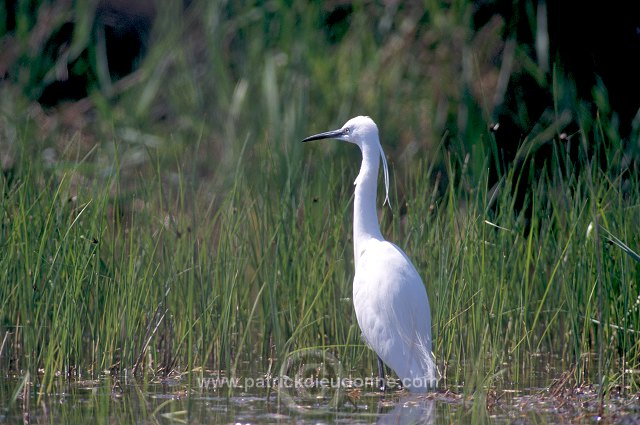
[
  {"x1": 2, "y1": 376, "x2": 638, "y2": 424},
  {"x1": 0, "y1": 380, "x2": 470, "y2": 424},
  {"x1": 2, "y1": 354, "x2": 639, "y2": 424}
]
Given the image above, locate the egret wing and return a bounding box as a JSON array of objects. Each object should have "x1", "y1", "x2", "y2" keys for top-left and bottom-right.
[{"x1": 353, "y1": 239, "x2": 434, "y2": 385}]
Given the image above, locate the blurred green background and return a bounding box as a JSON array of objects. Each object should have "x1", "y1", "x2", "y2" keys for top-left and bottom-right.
[{"x1": 2, "y1": 0, "x2": 638, "y2": 187}]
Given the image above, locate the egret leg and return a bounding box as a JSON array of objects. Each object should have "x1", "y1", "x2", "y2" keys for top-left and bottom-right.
[{"x1": 377, "y1": 356, "x2": 386, "y2": 392}]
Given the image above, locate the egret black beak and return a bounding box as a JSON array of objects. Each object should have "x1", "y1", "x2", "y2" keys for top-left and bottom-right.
[{"x1": 301, "y1": 128, "x2": 346, "y2": 143}]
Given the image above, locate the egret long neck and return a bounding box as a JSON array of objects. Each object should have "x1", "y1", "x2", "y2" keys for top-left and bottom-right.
[{"x1": 353, "y1": 142, "x2": 383, "y2": 264}]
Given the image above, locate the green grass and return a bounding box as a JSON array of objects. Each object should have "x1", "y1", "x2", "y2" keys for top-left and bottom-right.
[
  {"x1": 1, "y1": 0, "x2": 639, "y2": 405},
  {"x1": 2, "y1": 111, "x2": 638, "y2": 397}
]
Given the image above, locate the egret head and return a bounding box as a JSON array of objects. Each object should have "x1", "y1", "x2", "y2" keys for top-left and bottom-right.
[
  {"x1": 302, "y1": 116, "x2": 390, "y2": 207},
  {"x1": 301, "y1": 116, "x2": 378, "y2": 148}
]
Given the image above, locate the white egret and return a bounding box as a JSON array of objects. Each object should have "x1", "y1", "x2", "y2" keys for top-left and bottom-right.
[{"x1": 302, "y1": 116, "x2": 437, "y2": 392}]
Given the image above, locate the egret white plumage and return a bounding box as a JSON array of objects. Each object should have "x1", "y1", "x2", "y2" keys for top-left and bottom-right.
[{"x1": 302, "y1": 116, "x2": 437, "y2": 392}]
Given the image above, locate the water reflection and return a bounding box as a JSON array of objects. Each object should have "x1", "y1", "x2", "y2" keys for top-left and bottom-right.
[
  {"x1": 376, "y1": 394, "x2": 435, "y2": 425},
  {"x1": 0, "y1": 370, "x2": 635, "y2": 423}
]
